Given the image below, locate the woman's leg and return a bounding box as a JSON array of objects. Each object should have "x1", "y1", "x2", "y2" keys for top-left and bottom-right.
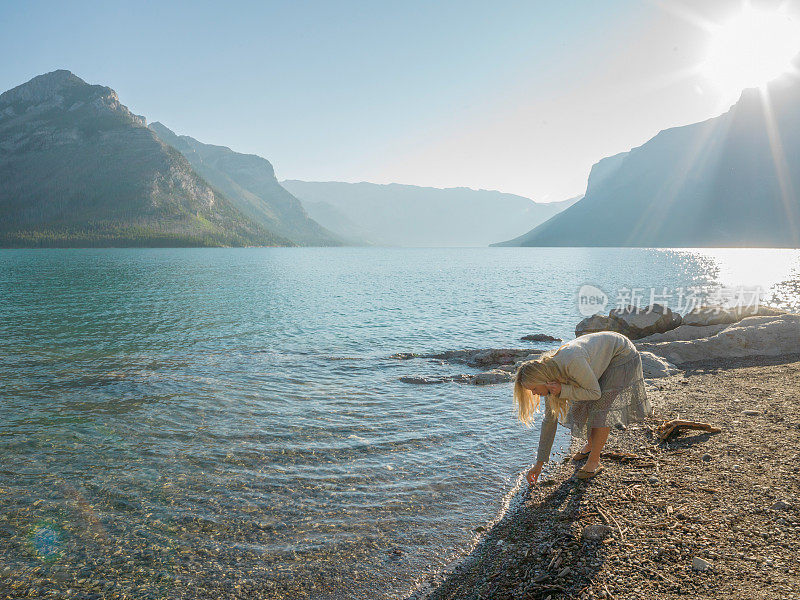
[{"x1": 585, "y1": 426, "x2": 610, "y2": 471}]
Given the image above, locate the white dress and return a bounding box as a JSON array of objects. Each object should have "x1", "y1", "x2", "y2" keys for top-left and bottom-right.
[{"x1": 535, "y1": 331, "x2": 651, "y2": 463}]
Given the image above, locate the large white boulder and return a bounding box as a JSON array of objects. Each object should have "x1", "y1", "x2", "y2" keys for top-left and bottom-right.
[
  {"x1": 636, "y1": 323, "x2": 728, "y2": 343},
  {"x1": 682, "y1": 305, "x2": 786, "y2": 327},
  {"x1": 637, "y1": 314, "x2": 800, "y2": 364},
  {"x1": 639, "y1": 351, "x2": 680, "y2": 378}
]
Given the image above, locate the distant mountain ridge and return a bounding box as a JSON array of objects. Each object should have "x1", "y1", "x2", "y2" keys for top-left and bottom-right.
[
  {"x1": 0, "y1": 70, "x2": 289, "y2": 247},
  {"x1": 494, "y1": 72, "x2": 800, "y2": 248},
  {"x1": 149, "y1": 122, "x2": 343, "y2": 246},
  {"x1": 282, "y1": 180, "x2": 579, "y2": 247}
]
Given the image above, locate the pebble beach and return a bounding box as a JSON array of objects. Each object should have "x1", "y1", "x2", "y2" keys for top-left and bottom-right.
[{"x1": 405, "y1": 323, "x2": 800, "y2": 599}]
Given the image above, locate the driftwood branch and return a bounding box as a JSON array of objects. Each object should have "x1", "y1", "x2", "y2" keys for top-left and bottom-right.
[{"x1": 656, "y1": 419, "x2": 722, "y2": 441}]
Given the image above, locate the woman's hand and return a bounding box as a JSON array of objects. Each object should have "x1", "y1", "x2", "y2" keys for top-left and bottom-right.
[
  {"x1": 526, "y1": 462, "x2": 544, "y2": 485},
  {"x1": 545, "y1": 381, "x2": 562, "y2": 396}
]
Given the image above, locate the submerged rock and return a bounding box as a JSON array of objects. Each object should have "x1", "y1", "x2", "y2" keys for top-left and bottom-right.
[
  {"x1": 426, "y1": 348, "x2": 541, "y2": 368},
  {"x1": 520, "y1": 333, "x2": 562, "y2": 343},
  {"x1": 471, "y1": 370, "x2": 515, "y2": 385},
  {"x1": 399, "y1": 370, "x2": 513, "y2": 385},
  {"x1": 394, "y1": 348, "x2": 542, "y2": 369},
  {"x1": 399, "y1": 376, "x2": 443, "y2": 384},
  {"x1": 394, "y1": 348, "x2": 537, "y2": 387}
]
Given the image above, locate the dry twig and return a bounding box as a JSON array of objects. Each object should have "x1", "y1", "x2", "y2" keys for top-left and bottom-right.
[{"x1": 656, "y1": 419, "x2": 722, "y2": 441}]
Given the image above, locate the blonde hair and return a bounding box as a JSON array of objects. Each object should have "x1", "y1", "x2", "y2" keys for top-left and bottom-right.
[{"x1": 513, "y1": 348, "x2": 570, "y2": 425}]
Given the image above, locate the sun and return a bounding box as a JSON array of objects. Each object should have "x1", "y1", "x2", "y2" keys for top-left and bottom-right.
[{"x1": 701, "y1": 5, "x2": 800, "y2": 97}]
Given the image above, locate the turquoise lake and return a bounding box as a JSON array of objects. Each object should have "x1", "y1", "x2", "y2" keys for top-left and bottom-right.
[{"x1": 1, "y1": 247, "x2": 799, "y2": 599}]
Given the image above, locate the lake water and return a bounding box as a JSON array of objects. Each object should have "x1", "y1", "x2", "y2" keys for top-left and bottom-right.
[{"x1": 1, "y1": 247, "x2": 799, "y2": 599}]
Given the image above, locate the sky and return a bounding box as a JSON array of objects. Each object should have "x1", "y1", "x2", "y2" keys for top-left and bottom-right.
[{"x1": 1, "y1": 0, "x2": 798, "y2": 201}]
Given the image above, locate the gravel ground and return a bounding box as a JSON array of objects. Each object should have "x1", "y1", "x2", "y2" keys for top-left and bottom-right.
[{"x1": 406, "y1": 354, "x2": 800, "y2": 600}]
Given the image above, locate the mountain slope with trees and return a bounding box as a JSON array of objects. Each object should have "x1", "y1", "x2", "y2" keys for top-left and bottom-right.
[
  {"x1": 0, "y1": 70, "x2": 290, "y2": 247},
  {"x1": 149, "y1": 122, "x2": 343, "y2": 246}
]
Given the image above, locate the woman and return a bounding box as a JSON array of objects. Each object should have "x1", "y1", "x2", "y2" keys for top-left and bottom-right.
[{"x1": 513, "y1": 330, "x2": 651, "y2": 483}]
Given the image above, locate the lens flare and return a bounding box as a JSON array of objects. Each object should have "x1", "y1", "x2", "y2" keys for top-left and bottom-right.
[{"x1": 27, "y1": 521, "x2": 65, "y2": 561}]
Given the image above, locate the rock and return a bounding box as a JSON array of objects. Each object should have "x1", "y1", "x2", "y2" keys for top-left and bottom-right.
[
  {"x1": 682, "y1": 307, "x2": 740, "y2": 327},
  {"x1": 683, "y1": 305, "x2": 786, "y2": 327},
  {"x1": 648, "y1": 476, "x2": 660, "y2": 485},
  {"x1": 470, "y1": 349, "x2": 541, "y2": 368},
  {"x1": 399, "y1": 363, "x2": 516, "y2": 386},
  {"x1": 639, "y1": 351, "x2": 679, "y2": 378},
  {"x1": 419, "y1": 348, "x2": 541, "y2": 369},
  {"x1": 701, "y1": 454, "x2": 712, "y2": 462},
  {"x1": 636, "y1": 323, "x2": 728, "y2": 343},
  {"x1": 609, "y1": 303, "x2": 682, "y2": 339},
  {"x1": 575, "y1": 314, "x2": 627, "y2": 337},
  {"x1": 471, "y1": 369, "x2": 515, "y2": 385},
  {"x1": 520, "y1": 333, "x2": 562, "y2": 343},
  {"x1": 635, "y1": 313, "x2": 800, "y2": 364},
  {"x1": 576, "y1": 304, "x2": 682, "y2": 340},
  {"x1": 692, "y1": 557, "x2": 712, "y2": 571},
  {"x1": 743, "y1": 409, "x2": 760, "y2": 416},
  {"x1": 582, "y1": 524, "x2": 613, "y2": 540},
  {"x1": 399, "y1": 376, "x2": 448, "y2": 384},
  {"x1": 399, "y1": 374, "x2": 472, "y2": 384},
  {"x1": 771, "y1": 500, "x2": 791, "y2": 511},
  {"x1": 473, "y1": 525, "x2": 487, "y2": 533}
]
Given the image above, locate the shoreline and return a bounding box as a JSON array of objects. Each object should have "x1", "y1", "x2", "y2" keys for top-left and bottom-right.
[{"x1": 403, "y1": 353, "x2": 800, "y2": 600}]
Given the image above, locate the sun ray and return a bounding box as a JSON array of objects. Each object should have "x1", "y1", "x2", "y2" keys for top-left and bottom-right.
[
  {"x1": 758, "y1": 86, "x2": 800, "y2": 245},
  {"x1": 651, "y1": 0, "x2": 722, "y2": 33},
  {"x1": 623, "y1": 112, "x2": 730, "y2": 245}
]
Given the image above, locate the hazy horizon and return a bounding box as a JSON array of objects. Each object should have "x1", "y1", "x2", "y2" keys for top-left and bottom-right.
[{"x1": 2, "y1": 0, "x2": 799, "y2": 202}]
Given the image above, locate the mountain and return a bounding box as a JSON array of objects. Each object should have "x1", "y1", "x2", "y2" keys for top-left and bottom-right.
[
  {"x1": 148, "y1": 122, "x2": 343, "y2": 246},
  {"x1": 0, "y1": 70, "x2": 289, "y2": 247},
  {"x1": 298, "y1": 199, "x2": 377, "y2": 246},
  {"x1": 493, "y1": 73, "x2": 800, "y2": 248},
  {"x1": 281, "y1": 180, "x2": 579, "y2": 247}
]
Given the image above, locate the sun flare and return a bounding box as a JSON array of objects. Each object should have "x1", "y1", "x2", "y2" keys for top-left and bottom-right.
[{"x1": 702, "y1": 6, "x2": 800, "y2": 97}]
